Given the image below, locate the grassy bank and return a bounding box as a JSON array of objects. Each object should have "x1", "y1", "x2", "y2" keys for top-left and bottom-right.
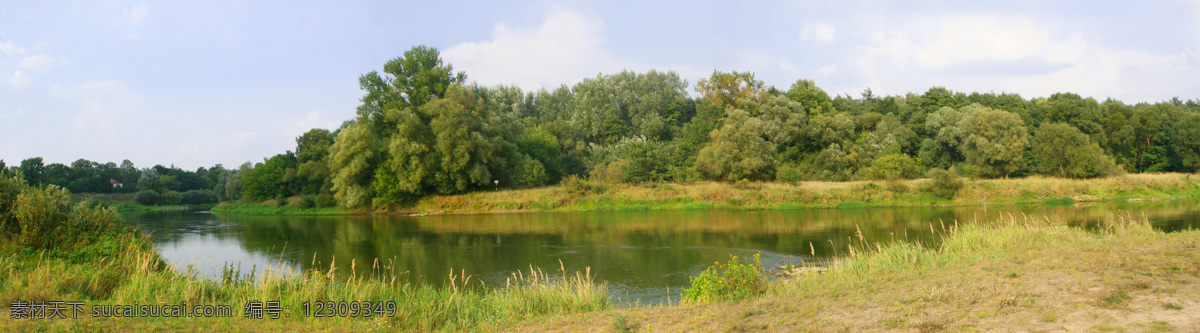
[
  {"x1": 210, "y1": 202, "x2": 347, "y2": 215},
  {"x1": 518, "y1": 213, "x2": 1200, "y2": 332},
  {"x1": 69, "y1": 192, "x2": 210, "y2": 213},
  {"x1": 401, "y1": 173, "x2": 1200, "y2": 214}
]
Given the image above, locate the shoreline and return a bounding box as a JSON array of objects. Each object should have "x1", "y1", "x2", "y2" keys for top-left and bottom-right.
[{"x1": 209, "y1": 173, "x2": 1200, "y2": 216}]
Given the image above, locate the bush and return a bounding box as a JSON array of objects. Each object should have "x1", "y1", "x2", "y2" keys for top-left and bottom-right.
[
  {"x1": 562, "y1": 175, "x2": 606, "y2": 197},
  {"x1": 588, "y1": 160, "x2": 628, "y2": 184},
  {"x1": 274, "y1": 193, "x2": 287, "y2": 207},
  {"x1": 775, "y1": 163, "x2": 805, "y2": 183},
  {"x1": 180, "y1": 190, "x2": 217, "y2": 205},
  {"x1": 134, "y1": 190, "x2": 161, "y2": 205},
  {"x1": 315, "y1": 194, "x2": 336, "y2": 208},
  {"x1": 0, "y1": 174, "x2": 134, "y2": 253},
  {"x1": 926, "y1": 168, "x2": 964, "y2": 199},
  {"x1": 870, "y1": 153, "x2": 920, "y2": 179},
  {"x1": 681, "y1": 254, "x2": 765, "y2": 303},
  {"x1": 288, "y1": 195, "x2": 315, "y2": 209},
  {"x1": 514, "y1": 155, "x2": 549, "y2": 188},
  {"x1": 161, "y1": 191, "x2": 182, "y2": 205}
]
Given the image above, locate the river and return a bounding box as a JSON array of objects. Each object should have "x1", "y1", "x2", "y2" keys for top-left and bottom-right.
[{"x1": 122, "y1": 199, "x2": 1200, "y2": 304}]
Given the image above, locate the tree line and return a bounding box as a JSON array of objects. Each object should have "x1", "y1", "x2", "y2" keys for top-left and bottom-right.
[{"x1": 7, "y1": 45, "x2": 1200, "y2": 209}]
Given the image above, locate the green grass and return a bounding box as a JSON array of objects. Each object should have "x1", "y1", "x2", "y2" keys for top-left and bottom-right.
[
  {"x1": 402, "y1": 173, "x2": 1200, "y2": 215},
  {"x1": 210, "y1": 202, "x2": 346, "y2": 215}
]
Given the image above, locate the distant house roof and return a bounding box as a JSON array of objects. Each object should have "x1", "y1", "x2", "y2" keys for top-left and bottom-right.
[{"x1": 109, "y1": 179, "x2": 122, "y2": 184}]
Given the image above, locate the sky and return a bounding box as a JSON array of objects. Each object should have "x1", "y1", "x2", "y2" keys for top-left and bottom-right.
[{"x1": 3, "y1": 0, "x2": 1200, "y2": 170}]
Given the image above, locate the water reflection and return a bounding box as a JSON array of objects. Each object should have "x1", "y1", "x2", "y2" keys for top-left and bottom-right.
[{"x1": 123, "y1": 199, "x2": 1200, "y2": 304}]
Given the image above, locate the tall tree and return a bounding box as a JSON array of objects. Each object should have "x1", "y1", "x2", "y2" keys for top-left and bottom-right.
[
  {"x1": 785, "y1": 79, "x2": 835, "y2": 116},
  {"x1": 694, "y1": 71, "x2": 765, "y2": 107},
  {"x1": 694, "y1": 108, "x2": 776, "y2": 181},
  {"x1": 328, "y1": 121, "x2": 382, "y2": 208},
  {"x1": 957, "y1": 104, "x2": 1029, "y2": 178},
  {"x1": 1032, "y1": 123, "x2": 1116, "y2": 178},
  {"x1": 356, "y1": 45, "x2": 466, "y2": 133}
]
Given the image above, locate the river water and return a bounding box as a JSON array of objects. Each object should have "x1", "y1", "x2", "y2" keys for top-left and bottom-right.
[{"x1": 122, "y1": 199, "x2": 1200, "y2": 304}]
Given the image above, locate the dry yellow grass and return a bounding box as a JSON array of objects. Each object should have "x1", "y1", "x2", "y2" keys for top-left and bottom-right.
[
  {"x1": 403, "y1": 173, "x2": 1200, "y2": 214},
  {"x1": 509, "y1": 216, "x2": 1200, "y2": 332}
]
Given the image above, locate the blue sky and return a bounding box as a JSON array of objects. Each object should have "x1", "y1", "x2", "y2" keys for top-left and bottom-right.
[{"x1": 3, "y1": 0, "x2": 1199, "y2": 170}]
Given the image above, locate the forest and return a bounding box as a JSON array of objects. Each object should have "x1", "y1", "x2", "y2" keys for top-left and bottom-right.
[{"x1": 6, "y1": 45, "x2": 1200, "y2": 209}]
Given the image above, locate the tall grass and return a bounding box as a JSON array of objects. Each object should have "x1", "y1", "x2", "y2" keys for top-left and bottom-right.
[
  {"x1": 771, "y1": 211, "x2": 1159, "y2": 298},
  {"x1": 406, "y1": 173, "x2": 1200, "y2": 214}
]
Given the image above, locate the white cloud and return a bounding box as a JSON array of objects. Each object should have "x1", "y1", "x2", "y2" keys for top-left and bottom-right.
[
  {"x1": 8, "y1": 70, "x2": 30, "y2": 87},
  {"x1": 443, "y1": 8, "x2": 615, "y2": 92},
  {"x1": 20, "y1": 54, "x2": 63, "y2": 71},
  {"x1": 0, "y1": 41, "x2": 25, "y2": 55},
  {"x1": 842, "y1": 11, "x2": 1200, "y2": 102},
  {"x1": 817, "y1": 64, "x2": 838, "y2": 76},
  {"x1": 801, "y1": 23, "x2": 836, "y2": 44},
  {"x1": 863, "y1": 14, "x2": 1059, "y2": 70},
  {"x1": 236, "y1": 131, "x2": 259, "y2": 143},
  {"x1": 51, "y1": 81, "x2": 147, "y2": 138},
  {"x1": 779, "y1": 62, "x2": 798, "y2": 74},
  {"x1": 130, "y1": 3, "x2": 150, "y2": 24},
  {"x1": 277, "y1": 111, "x2": 340, "y2": 140}
]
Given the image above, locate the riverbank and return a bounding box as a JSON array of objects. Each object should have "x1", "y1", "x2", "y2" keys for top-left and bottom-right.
[
  {"x1": 70, "y1": 192, "x2": 213, "y2": 213},
  {"x1": 400, "y1": 173, "x2": 1200, "y2": 215},
  {"x1": 515, "y1": 214, "x2": 1200, "y2": 332},
  {"x1": 211, "y1": 173, "x2": 1200, "y2": 216}
]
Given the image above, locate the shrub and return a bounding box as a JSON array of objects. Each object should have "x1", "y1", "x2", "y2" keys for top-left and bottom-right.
[
  {"x1": 775, "y1": 163, "x2": 805, "y2": 183},
  {"x1": 315, "y1": 194, "x2": 336, "y2": 208},
  {"x1": 588, "y1": 160, "x2": 628, "y2": 184},
  {"x1": 0, "y1": 174, "x2": 134, "y2": 253},
  {"x1": 274, "y1": 193, "x2": 287, "y2": 207},
  {"x1": 288, "y1": 195, "x2": 315, "y2": 209},
  {"x1": 870, "y1": 153, "x2": 920, "y2": 179},
  {"x1": 180, "y1": 189, "x2": 217, "y2": 204},
  {"x1": 926, "y1": 168, "x2": 964, "y2": 199},
  {"x1": 682, "y1": 253, "x2": 765, "y2": 303},
  {"x1": 514, "y1": 155, "x2": 549, "y2": 188},
  {"x1": 562, "y1": 175, "x2": 606, "y2": 197},
  {"x1": 161, "y1": 191, "x2": 182, "y2": 205},
  {"x1": 134, "y1": 190, "x2": 161, "y2": 205}
]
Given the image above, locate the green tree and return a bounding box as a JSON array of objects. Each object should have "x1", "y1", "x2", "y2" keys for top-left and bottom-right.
[
  {"x1": 918, "y1": 106, "x2": 967, "y2": 169},
  {"x1": 18, "y1": 157, "x2": 43, "y2": 185},
  {"x1": 1031, "y1": 123, "x2": 1117, "y2": 178},
  {"x1": 242, "y1": 152, "x2": 298, "y2": 202},
  {"x1": 356, "y1": 45, "x2": 466, "y2": 133},
  {"x1": 785, "y1": 79, "x2": 835, "y2": 116},
  {"x1": 296, "y1": 128, "x2": 334, "y2": 195},
  {"x1": 800, "y1": 113, "x2": 854, "y2": 153},
  {"x1": 957, "y1": 104, "x2": 1028, "y2": 178},
  {"x1": 426, "y1": 85, "x2": 521, "y2": 194},
  {"x1": 328, "y1": 121, "x2": 382, "y2": 208},
  {"x1": 517, "y1": 126, "x2": 564, "y2": 183},
  {"x1": 694, "y1": 71, "x2": 765, "y2": 107},
  {"x1": 694, "y1": 109, "x2": 776, "y2": 181},
  {"x1": 1036, "y1": 92, "x2": 1106, "y2": 147}
]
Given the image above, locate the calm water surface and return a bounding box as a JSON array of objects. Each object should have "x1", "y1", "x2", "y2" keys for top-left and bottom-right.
[{"x1": 123, "y1": 199, "x2": 1200, "y2": 304}]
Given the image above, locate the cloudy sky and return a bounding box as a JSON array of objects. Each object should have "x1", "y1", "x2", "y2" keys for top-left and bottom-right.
[{"x1": 3, "y1": 1, "x2": 1199, "y2": 170}]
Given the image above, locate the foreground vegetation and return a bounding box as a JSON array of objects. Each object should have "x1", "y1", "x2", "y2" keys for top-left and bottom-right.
[
  {"x1": 0, "y1": 175, "x2": 607, "y2": 331},
  {"x1": 519, "y1": 211, "x2": 1200, "y2": 332}
]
